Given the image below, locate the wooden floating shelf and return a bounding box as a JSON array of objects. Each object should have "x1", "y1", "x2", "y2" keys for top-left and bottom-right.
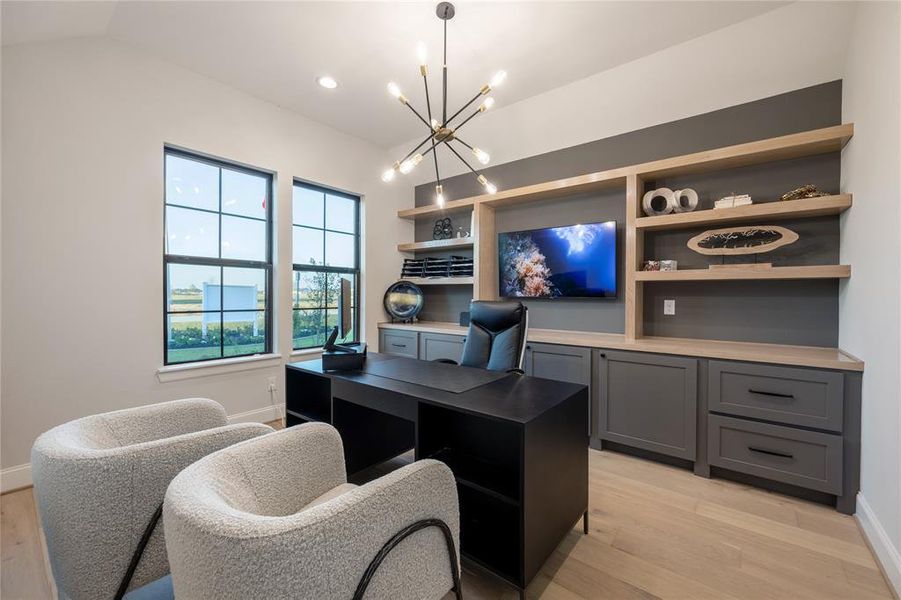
[
  {"x1": 397, "y1": 238, "x2": 475, "y2": 252},
  {"x1": 635, "y1": 264, "x2": 851, "y2": 282},
  {"x1": 400, "y1": 277, "x2": 474, "y2": 285},
  {"x1": 635, "y1": 195, "x2": 852, "y2": 231},
  {"x1": 636, "y1": 124, "x2": 853, "y2": 180},
  {"x1": 397, "y1": 168, "x2": 631, "y2": 220}
]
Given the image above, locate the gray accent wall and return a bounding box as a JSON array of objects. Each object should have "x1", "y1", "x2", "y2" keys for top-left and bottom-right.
[{"x1": 411, "y1": 81, "x2": 843, "y2": 346}]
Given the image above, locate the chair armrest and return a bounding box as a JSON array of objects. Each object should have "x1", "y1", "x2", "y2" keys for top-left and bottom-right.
[
  {"x1": 166, "y1": 459, "x2": 459, "y2": 600},
  {"x1": 506, "y1": 367, "x2": 525, "y2": 375},
  {"x1": 433, "y1": 358, "x2": 459, "y2": 365}
]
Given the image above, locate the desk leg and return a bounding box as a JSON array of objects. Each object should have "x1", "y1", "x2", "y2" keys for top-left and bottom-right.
[{"x1": 583, "y1": 510, "x2": 589, "y2": 535}]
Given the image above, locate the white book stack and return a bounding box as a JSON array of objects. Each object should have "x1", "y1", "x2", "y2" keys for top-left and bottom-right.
[{"x1": 714, "y1": 194, "x2": 753, "y2": 209}]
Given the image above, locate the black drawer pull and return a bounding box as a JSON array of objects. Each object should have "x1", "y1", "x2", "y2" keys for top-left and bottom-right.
[
  {"x1": 391, "y1": 343, "x2": 407, "y2": 348},
  {"x1": 748, "y1": 446, "x2": 794, "y2": 459},
  {"x1": 748, "y1": 389, "x2": 794, "y2": 399}
]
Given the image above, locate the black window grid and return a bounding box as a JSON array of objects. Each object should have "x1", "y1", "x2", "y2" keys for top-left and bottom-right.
[
  {"x1": 292, "y1": 181, "x2": 361, "y2": 350},
  {"x1": 163, "y1": 147, "x2": 274, "y2": 365}
]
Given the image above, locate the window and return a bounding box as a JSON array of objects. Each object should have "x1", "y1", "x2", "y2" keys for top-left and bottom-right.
[
  {"x1": 164, "y1": 148, "x2": 273, "y2": 364},
  {"x1": 292, "y1": 182, "x2": 360, "y2": 350}
]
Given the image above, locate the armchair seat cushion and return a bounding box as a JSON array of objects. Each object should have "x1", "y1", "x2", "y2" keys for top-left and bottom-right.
[{"x1": 303, "y1": 482, "x2": 358, "y2": 511}]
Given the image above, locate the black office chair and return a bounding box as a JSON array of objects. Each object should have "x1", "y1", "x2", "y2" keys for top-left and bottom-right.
[{"x1": 437, "y1": 300, "x2": 529, "y2": 373}]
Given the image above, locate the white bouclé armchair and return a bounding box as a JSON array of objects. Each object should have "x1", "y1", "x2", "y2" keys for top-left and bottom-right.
[
  {"x1": 163, "y1": 422, "x2": 462, "y2": 600},
  {"x1": 30, "y1": 398, "x2": 274, "y2": 600}
]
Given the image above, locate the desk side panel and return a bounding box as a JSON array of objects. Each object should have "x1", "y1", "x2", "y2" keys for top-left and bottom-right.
[{"x1": 522, "y1": 387, "x2": 589, "y2": 585}]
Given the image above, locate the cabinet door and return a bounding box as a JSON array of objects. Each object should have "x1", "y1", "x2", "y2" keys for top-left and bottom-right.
[
  {"x1": 419, "y1": 332, "x2": 466, "y2": 363},
  {"x1": 525, "y1": 343, "x2": 592, "y2": 435},
  {"x1": 378, "y1": 329, "x2": 418, "y2": 358},
  {"x1": 597, "y1": 350, "x2": 697, "y2": 460}
]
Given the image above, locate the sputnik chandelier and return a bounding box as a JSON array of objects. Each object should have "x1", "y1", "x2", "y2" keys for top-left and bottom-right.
[{"x1": 380, "y1": 2, "x2": 505, "y2": 207}]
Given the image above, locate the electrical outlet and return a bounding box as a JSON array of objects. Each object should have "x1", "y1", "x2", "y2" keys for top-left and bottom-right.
[
  {"x1": 267, "y1": 376, "x2": 277, "y2": 392},
  {"x1": 664, "y1": 299, "x2": 676, "y2": 316}
]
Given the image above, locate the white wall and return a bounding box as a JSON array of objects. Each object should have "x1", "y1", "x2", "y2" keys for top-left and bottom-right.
[
  {"x1": 390, "y1": 1, "x2": 854, "y2": 193},
  {"x1": 0, "y1": 37, "x2": 407, "y2": 475},
  {"x1": 840, "y1": 1, "x2": 901, "y2": 593}
]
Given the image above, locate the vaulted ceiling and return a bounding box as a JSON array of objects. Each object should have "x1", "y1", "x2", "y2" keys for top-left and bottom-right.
[{"x1": 2, "y1": 1, "x2": 786, "y2": 148}]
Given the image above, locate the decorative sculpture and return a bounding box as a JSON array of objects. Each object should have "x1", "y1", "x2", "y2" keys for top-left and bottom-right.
[
  {"x1": 687, "y1": 225, "x2": 799, "y2": 256},
  {"x1": 781, "y1": 184, "x2": 829, "y2": 201}
]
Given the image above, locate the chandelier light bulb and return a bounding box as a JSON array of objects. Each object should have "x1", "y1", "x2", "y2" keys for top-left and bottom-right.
[
  {"x1": 477, "y1": 174, "x2": 497, "y2": 194},
  {"x1": 472, "y1": 147, "x2": 490, "y2": 165},
  {"x1": 417, "y1": 41, "x2": 428, "y2": 66},
  {"x1": 435, "y1": 184, "x2": 445, "y2": 207},
  {"x1": 490, "y1": 70, "x2": 507, "y2": 88},
  {"x1": 479, "y1": 97, "x2": 495, "y2": 112},
  {"x1": 387, "y1": 82, "x2": 408, "y2": 104},
  {"x1": 431, "y1": 118, "x2": 439, "y2": 130},
  {"x1": 381, "y1": 168, "x2": 396, "y2": 183},
  {"x1": 399, "y1": 153, "x2": 423, "y2": 174}
]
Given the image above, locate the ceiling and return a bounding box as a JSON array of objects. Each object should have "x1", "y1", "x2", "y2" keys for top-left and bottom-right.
[{"x1": 2, "y1": 1, "x2": 786, "y2": 149}]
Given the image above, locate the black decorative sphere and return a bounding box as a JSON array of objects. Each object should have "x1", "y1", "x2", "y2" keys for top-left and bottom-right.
[{"x1": 383, "y1": 281, "x2": 424, "y2": 321}]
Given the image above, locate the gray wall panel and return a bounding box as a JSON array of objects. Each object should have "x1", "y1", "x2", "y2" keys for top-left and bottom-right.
[{"x1": 409, "y1": 81, "x2": 842, "y2": 345}]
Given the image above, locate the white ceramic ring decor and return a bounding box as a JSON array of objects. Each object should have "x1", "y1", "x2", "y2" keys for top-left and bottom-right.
[
  {"x1": 642, "y1": 188, "x2": 676, "y2": 216},
  {"x1": 673, "y1": 188, "x2": 698, "y2": 213}
]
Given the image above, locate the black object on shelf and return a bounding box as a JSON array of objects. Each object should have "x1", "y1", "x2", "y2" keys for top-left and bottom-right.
[
  {"x1": 383, "y1": 281, "x2": 424, "y2": 322},
  {"x1": 433, "y1": 217, "x2": 454, "y2": 240}
]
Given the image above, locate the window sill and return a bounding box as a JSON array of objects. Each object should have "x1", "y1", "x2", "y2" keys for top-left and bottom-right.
[
  {"x1": 157, "y1": 353, "x2": 283, "y2": 383},
  {"x1": 290, "y1": 348, "x2": 323, "y2": 358}
]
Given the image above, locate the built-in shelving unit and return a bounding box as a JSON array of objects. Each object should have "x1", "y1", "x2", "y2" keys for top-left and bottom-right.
[
  {"x1": 635, "y1": 194, "x2": 852, "y2": 231},
  {"x1": 400, "y1": 276, "x2": 474, "y2": 286},
  {"x1": 393, "y1": 123, "x2": 859, "y2": 366},
  {"x1": 635, "y1": 264, "x2": 851, "y2": 282},
  {"x1": 397, "y1": 237, "x2": 475, "y2": 252}
]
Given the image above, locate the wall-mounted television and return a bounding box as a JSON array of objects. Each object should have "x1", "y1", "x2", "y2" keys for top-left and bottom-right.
[{"x1": 498, "y1": 221, "x2": 617, "y2": 298}]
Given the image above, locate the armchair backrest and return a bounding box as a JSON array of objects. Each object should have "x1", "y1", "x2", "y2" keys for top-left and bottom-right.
[
  {"x1": 459, "y1": 300, "x2": 529, "y2": 371},
  {"x1": 30, "y1": 398, "x2": 271, "y2": 600}
]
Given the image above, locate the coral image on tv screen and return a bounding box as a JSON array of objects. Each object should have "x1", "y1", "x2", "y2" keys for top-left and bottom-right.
[{"x1": 498, "y1": 221, "x2": 616, "y2": 298}]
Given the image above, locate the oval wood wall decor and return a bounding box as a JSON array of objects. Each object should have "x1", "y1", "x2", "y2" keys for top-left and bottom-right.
[{"x1": 687, "y1": 225, "x2": 799, "y2": 256}]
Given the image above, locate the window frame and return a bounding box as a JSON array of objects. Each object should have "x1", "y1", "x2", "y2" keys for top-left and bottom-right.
[
  {"x1": 292, "y1": 179, "x2": 361, "y2": 350},
  {"x1": 163, "y1": 146, "x2": 274, "y2": 366}
]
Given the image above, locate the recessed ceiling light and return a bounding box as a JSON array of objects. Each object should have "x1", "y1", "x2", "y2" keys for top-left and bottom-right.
[{"x1": 317, "y1": 76, "x2": 338, "y2": 89}]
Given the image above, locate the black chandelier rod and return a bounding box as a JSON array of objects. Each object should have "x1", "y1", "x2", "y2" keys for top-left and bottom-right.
[
  {"x1": 443, "y1": 140, "x2": 480, "y2": 176},
  {"x1": 423, "y1": 73, "x2": 433, "y2": 126},
  {"x1": 404, "y1": 101, "x2": 433, "y2": 131},
  {"x1": 442, "y1": 14, "x2": 448, "y2": 126},
  {"x1": 445, "y1": 91, "x2": 484, "y2": 128},
  {"x1": 401, "y1": 131, "x2": 439, "y2": 164}
]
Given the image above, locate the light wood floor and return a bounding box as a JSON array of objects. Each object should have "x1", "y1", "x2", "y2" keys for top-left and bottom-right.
[{"x1": 2, "y1": 420, "x2": 894, "y2": 600}]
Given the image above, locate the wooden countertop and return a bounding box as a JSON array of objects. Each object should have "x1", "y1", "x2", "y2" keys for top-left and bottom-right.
[{"x1": 378, "y1": 322, "x2": 864, "y2": 372}]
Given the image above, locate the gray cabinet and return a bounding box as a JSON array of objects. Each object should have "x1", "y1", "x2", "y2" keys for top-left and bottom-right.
[
  {"x1": 524, "y1": 343, "x2": 592, "y2": 434},
  {"x1": 378, "y1": 329, "x2": 418, "y2": 358},
  {"x1": 596, "y1": 350, "x2": 697, "y2": 460},
  {"x1": 419, "y1": 332, "x2": 466, "y2": 363},
  {"x1": 708, "y1": 361, "x2": 844, "y2": 432}
]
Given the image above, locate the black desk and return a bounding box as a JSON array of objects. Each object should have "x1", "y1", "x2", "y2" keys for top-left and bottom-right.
[{"x1": 285, "y1": 353, "x2": 588, "y2": 598}]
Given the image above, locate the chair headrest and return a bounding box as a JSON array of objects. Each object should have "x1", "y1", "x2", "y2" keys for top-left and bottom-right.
[{"x1": 469, "y1": 300, "x2": 526, "y2": 333}]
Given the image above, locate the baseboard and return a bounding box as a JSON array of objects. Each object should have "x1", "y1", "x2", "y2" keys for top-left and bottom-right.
[
  {"x1": 856, "y1": 493, "x2": 901, "y2": 597},
  {"x1": 227, "y1": 403, "x2": 283, "y2": 425},
  {"x1": 1, "y1": 403, "x2": 286, "y2": 494},
  {"x1": 0, "y1": 463, "x2": 33, "y2": 494}
]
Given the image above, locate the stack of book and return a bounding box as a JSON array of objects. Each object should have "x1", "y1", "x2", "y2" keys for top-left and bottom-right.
[
  {"x1": 400, "y1": 258, "x2": 426, "y2": 278},
  {"x1": 399, "y1": 256, "x2": 474, "y2": 279}
]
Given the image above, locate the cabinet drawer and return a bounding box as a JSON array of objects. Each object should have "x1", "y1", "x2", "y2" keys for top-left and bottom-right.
[
  {"x1": 379, "y1": 330, "x2": 418, "y2": 358},
  {"x1": 709, "y1": 361, "x2": 844, "y2": 432},
  {"x1": 708, "y1": 414, "x2": 842, "y2": 494}
]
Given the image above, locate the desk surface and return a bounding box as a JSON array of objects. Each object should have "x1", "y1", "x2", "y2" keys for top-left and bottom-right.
[{"x1": 287, "y1": 353, "x2": 586, "y2": 425}]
